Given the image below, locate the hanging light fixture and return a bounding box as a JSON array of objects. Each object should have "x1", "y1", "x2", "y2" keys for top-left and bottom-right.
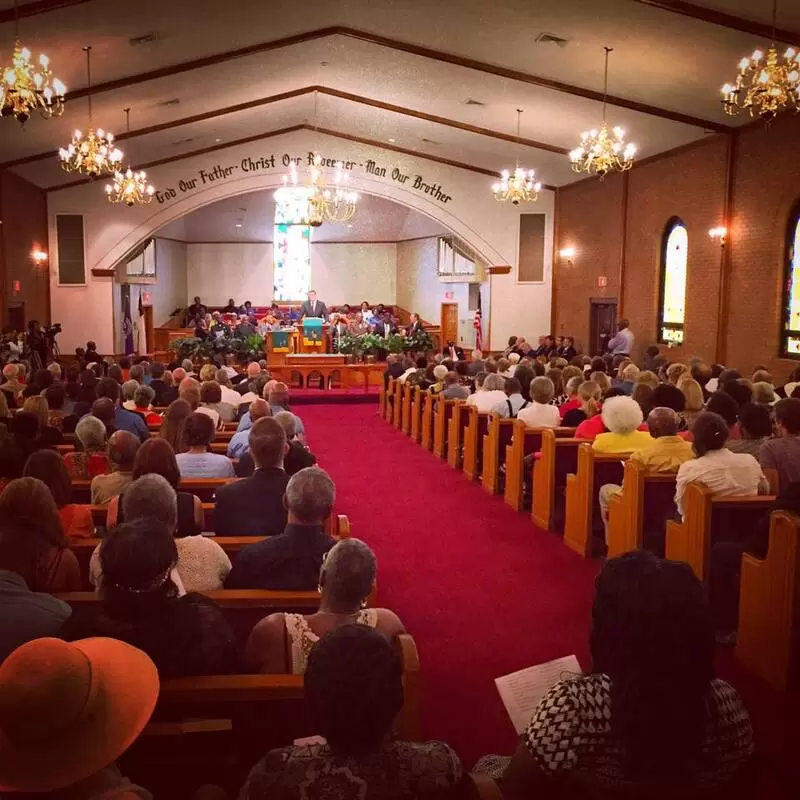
[
  {"x1": 105, "y1": 108, "x2": 155, "y2": 206},
  {"x1": 58, "y1": 46, "x2": 123, "y2": 177},
  {"x1": 492, "y1": 109, "x2": 541, "y2": 205},
  {"x1": 0, "y1": 0, "x2": 66, "y2": 124},
  {"x1": 569, "y1": 47, "x2": 636, "y2": 177},
  {"x1": 721, "y1": 0, "x2": 800, "y2": 118},
  {"x1": 322, "y1": 160, "x2": 359, "y2": 222}
]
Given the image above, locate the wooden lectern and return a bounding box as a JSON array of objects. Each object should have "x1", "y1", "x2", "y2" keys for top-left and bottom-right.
[
  {"x1": 300, "y1": 319, "x2": 326, "y2": 354},
  {"x1": 264, "y1": 329, "x2": 296, "y2": 364}
]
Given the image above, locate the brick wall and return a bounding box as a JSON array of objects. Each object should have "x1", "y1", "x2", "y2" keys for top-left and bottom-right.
[
  {"x1": 0, "y1": 170, "x2": 50, "y2": 328},
  {"x1": 553, "y1": 113, "x2": 800, "y2": 379}
]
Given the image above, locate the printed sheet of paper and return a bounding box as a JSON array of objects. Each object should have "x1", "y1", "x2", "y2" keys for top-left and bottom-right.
[{"x1": 494, "y1": 654, "x2": 582, "y2": 735}]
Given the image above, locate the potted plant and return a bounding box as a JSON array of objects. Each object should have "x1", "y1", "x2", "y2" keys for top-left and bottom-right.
[{"x1": 359, "y1": 332, "x2": 384, "y2": 362}]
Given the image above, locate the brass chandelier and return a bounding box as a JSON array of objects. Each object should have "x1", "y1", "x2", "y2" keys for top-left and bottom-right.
[
  {"x1": 105, "y1": 109, "x2": 155, "y2": 206},
  {"x1": 569, "y1": 47, "x2": 636, "y2": 177},
  {"x1": 58, "y1": 46, "x2": 123, "y2": 177},
  {"x1": 721, "y1": 0, "x2": 800, "y2": 118},
  {"x1": 321, "y1": 160, "x2": 359, "y2": 222},
  {"x1": 492, "y1": 109, "x2": 542, "y2": 205},
  {"x1": 0, "y1": 1, "x2": 66, "y2": 124}
]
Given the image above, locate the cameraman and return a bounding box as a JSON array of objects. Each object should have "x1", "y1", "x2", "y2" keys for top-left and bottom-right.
[{"x1": 27, "y1": 321, "x2": 48, "y2": 370}]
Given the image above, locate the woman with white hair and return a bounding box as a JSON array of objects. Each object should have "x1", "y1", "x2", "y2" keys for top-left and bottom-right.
[
  {"x1": 467, "y1": 372, "x2": 506, "y2": 412},
  {"x1": 244, "y1": 538, "x2": 406, "y2": 674},
  {"x1": 429, "y1": 364, "x2": 449, "y2": 394},
  {"x1": 592, "y1": 396, "x2": 653, "y2": 453},
  {"x1": 64, "y1": 415, "x2": 110, "y2": 480}
]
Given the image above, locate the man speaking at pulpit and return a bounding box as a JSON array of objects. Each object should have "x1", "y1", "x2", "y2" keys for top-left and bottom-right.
[{"x1": 300, "y1": 290, "x2": 328, "y2": 320}]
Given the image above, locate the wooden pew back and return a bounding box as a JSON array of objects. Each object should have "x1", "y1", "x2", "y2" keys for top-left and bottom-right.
[
  {"x1": 665, "y1": 483, "x2": 774, "y2": 582},
  {"x1": 401, "y1": 382, "x2": 413, "y2": 435},
  {"x1": 446, "y1": 401, "x2": 469, "y2": 468},
  {"x1": 564, "y1": 444, "x2": 629, "y2": 557},
  {"x1": 463, "y1": 408, "x2": 489, "y2": 481},
  {"x1": 383, "y1": 378, "x2": 395, "y2": 422},
  {"x1": 420, "y1": 390, "x2": 435, "y2": 450},
  {"x1": 433, "y1": 398, "x2": 458, "y2": 459},
  {"x1": 532, "y1": 431, "x2": 581, "y2": 532},
  {"x1": 409, "y1": 386, "x2": 423, "y2": 443},
  {"x1": 607, "y1": 460, "x2": 677, "y2": 558},
  {"x1": 392, "y1": 379, "x2": 403, "y2": 428},
  {"x1": 481, "y1": 414, "x2": 515, "y2": 495},
  {"x1": 737, "y1": 511, "x2": 800, "y2": 690},
  {"x1": 72, "y1": 477, "x2": 237, "y2": 504}
]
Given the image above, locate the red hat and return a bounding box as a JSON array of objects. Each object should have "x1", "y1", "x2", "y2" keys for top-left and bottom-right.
[{"x1": 0, "y1": 637, "x2": 159, "y2": 792}]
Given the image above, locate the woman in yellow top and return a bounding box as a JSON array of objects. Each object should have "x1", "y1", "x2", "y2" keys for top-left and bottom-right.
[{"x1": 592, "y1": 396, "x2": 653, "y2": 453}]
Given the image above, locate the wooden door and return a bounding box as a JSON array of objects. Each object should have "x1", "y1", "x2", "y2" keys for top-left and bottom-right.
[
  {"x1": 589, "y1": 299, "x2": 617, "y2": 356},
  {"x1": 7, "y1": 304, "x2": 25, "y2": 332},
  {"x1": 143, "y1": 306, "x2": 154, "y2": 355},
  {"x1": 440, "y1": 302, "x2": 459, "y2": 350}
]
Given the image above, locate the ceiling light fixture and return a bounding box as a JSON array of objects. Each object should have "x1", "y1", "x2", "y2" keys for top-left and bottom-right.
[
  {"x1": 105, "y1": 108, "x2": 155, "y2": 207},
  {"x1": 0, "y1": 0, "x2": 66, "y2": 124},
  {"x1": 59, "y1": 46, "x2": 123, "y2": 176},
  {"x1": 721, "y1": 0, "x2": 799, "y2": 118},
  {"x1": 322, "y1": 160, "x2": 359, "y2": 223},
  {"x1": 492, "y1": 109, "x2": 541, "y2": 205},
  {"x1": 569, "y1": 47, "x2": 636, "y2": 177}
]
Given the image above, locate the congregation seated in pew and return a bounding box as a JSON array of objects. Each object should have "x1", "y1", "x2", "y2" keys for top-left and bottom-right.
[
  {"x1": 466, "y1": 372, "x2": 504, "y2": 411},
  {"x1": 592, "y1": 395, "x2": 653, "y2": 453},
  {"x1": 159, "y1": 397, "x2": 192, "y2": 453},
  {"x1": 226, "y1": 467, "x2": 336, "y2": 591},
  {"x1": 176, "y1": 412, "x2": 236, "y2": 479},
  {"x1": 517, "y1": 376, "x2": 560, "y2": 429},
  {"x1": 245, "y1": 538, "x2": 405, "y2": 674},
  {"x1": 68, "y1": 517, "x2": 240, "y2": 678},
  {"x1": 90, "y1": 430, "x2": 140, "y2": 505},
  {"x1": 64, "y1": 414, "x2": 110, "y2": 479}
]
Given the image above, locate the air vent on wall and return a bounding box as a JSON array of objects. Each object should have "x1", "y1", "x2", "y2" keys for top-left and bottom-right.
[
  {"x1": 464, "y1": 98, "x2": 486, "y2": 106},
  {"x1": 535, "y1": 32, "x2": 569, "y2": 47},
  {"x1": 421, "y1": 137, "x2": 440, "y2": 145},
  {"x1": 129, "y1": 32, "x2": 160, "y2": 46},
  {"x1": 158, "y1": 97, "x2": 181, "y2": 107},
  {"x1": 172, "y1": 136, "x2": 194, "y2": 146}
]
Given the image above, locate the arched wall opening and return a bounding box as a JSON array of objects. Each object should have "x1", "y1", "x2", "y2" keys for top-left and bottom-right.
[{"x1": 48, "y1": 129, "x2": 554, "y2": 353}]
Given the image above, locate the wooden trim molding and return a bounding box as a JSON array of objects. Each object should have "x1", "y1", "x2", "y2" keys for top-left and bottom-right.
[
  {"x1": 0, "y1": 0, "x2": 92, "y2": 23},
  {"x1": 90, "y1": 268, "x2": 115, "y2": 278},
  {"x1": 617, "y1": 172, "x2": 630, "y2": 319},
  {"x1": 55, "y1": 26, "x2": 729, "y2": 133},
  {"x1": 715, "y1": 133, "x2": 738, "y2": 364},
  {"x1": 487, "y1": 266, "x2": 512, "y2": 275},
  {"x1": 633, "y1": 0, "x2": 800, "y2": 48},
  {"x1": 1, "y1": 84, "x2": 569, "y2": 171}
]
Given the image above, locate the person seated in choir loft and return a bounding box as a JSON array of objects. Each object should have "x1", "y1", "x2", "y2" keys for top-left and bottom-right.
[{"x1": 300, "y1": 289, "x2": 328, "y2": 320}]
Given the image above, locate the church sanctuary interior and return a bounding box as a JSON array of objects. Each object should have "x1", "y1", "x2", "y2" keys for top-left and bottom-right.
[{"x1": 2, "y1": 0, "x2": 800, "y2": 798}]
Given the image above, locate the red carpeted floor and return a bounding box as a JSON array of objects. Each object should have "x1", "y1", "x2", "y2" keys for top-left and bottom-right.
[{"x1": 300, "y1": 402, "x2": 600, "y2": 766}]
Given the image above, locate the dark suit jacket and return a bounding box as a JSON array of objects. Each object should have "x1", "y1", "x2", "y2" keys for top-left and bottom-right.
[
  {"x1": 442, "y1": 345, "x2": 465, "y2": 360},
  {"x1": 376, "y1": 321, "x2": 397, "y2": 337},
  {"x1": 407, "y1": 321, "x2": 424, "y2": 336},
  {"x1": 224, "y1": 524, "x2": 334, "y2": 590},
  {"x1": 384, "y1": 361, "x2": 405, "y2": 387},
  {"x1": 213, "y1": 467, "x2": 289, "y2": 537},
  {"x1": 234, "y1": 442, "x2": 316, "y2": 478},
  {"x1": 149, "y1": 379, "x2": 177, "y2": 407},
  {"x1": 300, "y1": 300, "x2": 328, "y2": 319}
]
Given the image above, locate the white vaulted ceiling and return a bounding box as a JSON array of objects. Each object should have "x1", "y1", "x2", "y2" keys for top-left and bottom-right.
[{"x1": 1, "y1": 0, "x2": 798, "y2": 190}]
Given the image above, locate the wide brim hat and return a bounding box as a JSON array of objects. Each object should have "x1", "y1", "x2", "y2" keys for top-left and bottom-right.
[{"x1": 0, "y1": 637, "x2": 159, "y2": 793}]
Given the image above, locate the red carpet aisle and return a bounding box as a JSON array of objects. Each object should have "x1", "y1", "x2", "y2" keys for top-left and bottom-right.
[{"x1": 299, "y1": 403, "x2": 600, "y2": 765}]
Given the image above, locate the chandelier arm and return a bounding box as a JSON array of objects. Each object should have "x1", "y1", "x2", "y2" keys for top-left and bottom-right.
[
  {"x1": 771, "y1": 0, "x2": 777, "y2": 43},
  {"x1": 602, "y1": 47, "x2": 612, "y2": 122},
  {"x1": 13, "y1": 0, "x2": 19, "y2": 38},
  {"x1": 83, "y1": 45, "x2": 93, "y2": 124}
]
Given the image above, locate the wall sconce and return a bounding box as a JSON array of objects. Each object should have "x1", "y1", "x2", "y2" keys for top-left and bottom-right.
[
  {"x1": 708, "y1": 227, "x2": 727, "y2": 246},
  {"x1": 559, "y1": 246, "x2": 576, "y2": 265},
  {"x1": 30, "y1": 248, "x2": 48, "y2": 264}
]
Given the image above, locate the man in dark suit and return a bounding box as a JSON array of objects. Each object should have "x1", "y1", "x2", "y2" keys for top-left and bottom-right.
[
  {"x1": 442, "y1": 341, "x2": 464, "y2": 361},
  {"x1": 148, "y1": 362, "x2": 175, "y2": 407},
  {"x1": 300, "y1": 290, "x2": 328, "y2": 320},
  {"x1": 383, "y1": 354, "x2": 405, "y2": 388},
  {"x1": 406, "y1": 312, "x2": 424, "y2": 336},
  {"x1": 225, "y1": 464, "x2": 336, "y2": 590},
  {"x1": 214, "y1": 417, "x2": 290, "y2": 537},
  {"x1": 375, "y1": 312, "x2": 397, "y2": 338},
  {"x1": 330, "y1": 315, "x2": 349, "y2": 350}
]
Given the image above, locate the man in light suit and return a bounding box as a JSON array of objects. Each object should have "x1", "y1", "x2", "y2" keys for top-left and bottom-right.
[{"x1": 300, "y1": 290, "x2": 328, "y2": 320}]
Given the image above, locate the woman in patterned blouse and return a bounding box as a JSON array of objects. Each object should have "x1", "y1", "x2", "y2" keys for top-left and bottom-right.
[{"x1": 499, "y1": 551, "x2": 754, "y2": 799}]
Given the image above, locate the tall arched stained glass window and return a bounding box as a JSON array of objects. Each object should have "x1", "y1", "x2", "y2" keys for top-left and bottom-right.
[
  {"x1": 781, "y1": 202, "x2": 800, "y2": 358},
  {"x1": 273, "y1": 187, "x2": 312, "y2": 301},
  {"x1": 658, "y1": 218, "x2": 688, "y2": 345}
]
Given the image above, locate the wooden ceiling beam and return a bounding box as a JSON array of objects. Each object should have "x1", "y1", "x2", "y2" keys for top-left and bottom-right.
[
  {"x1": 2, "y1": 84, "x2": 568, "y2": 170},
  {"x1": 0, "y1": 0, "x2": 93, "y2": 24},
  {"x1": 632, "y1": 0, "x2": 800, "y2": 48},
  {"x1": 54, "y1": 26, "x2": 730, "y2": 133}
]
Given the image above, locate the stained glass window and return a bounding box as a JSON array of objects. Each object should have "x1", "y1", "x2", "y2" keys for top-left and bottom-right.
[
  {"x1": 781, "y1": 204, "x2": 800, "y2": 358},
  {"x1": 658, "y1": 219, "x2": 688, "y2": 345},
  {"x1": 273, "y1": 187, "x2": 312, "y2": 301}
]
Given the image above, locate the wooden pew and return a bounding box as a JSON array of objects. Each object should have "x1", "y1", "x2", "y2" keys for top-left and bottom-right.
[
  {"x1": 532, "y1": 431, "x2": 582, "y2": 532},
  {"x1": 433, "y1": 398, "x2": 458, "y2": 459},
  {"x1": 59, "y1": 442, "x2": 231, "y2": 456},
  {"x1": 665, "y1": 483, "x2": 774, "y2": 583},
  {"x1": 481, "y1": 414, "x2": 515, "y2": 495},
  {"x1": 383, "y1": 378, "x2": 395, "y2": 422},
  {"x1": 503, "y1": 424, "x2": 575, "y2": 512},
  {"x1": 447, "y1": 401, "x2": 470, "y2": 469},
  {"x1": 420, "y1": 390, "x2": 435, "y2": 451},
  {"x1": 401, "y1": 382, "x2": 413, "y2": 435},
  {"x1": 72, "y1": 477, "x2": 238, "y2": 504},
  {"x1": 378, "y1": 381, "x2": 387, "y2": 418},
  {"x1": 564, "y1": 444, "x2": 630, "y2": 557},
  {"x1": 409, "y1": 386, "x2": 424, "y2": 443},
  {"x1": 606, "y1": 460, "x2": 678, "y2": 558},
  {"x1": 155, "y1": 634, "x2": 421, "y2": 742},
  {"x1": 462, "y1": 407, "x2": 490, "y2": 481},
  {"x1": 737, "y1": 510, "x2": 800, "y2": 691},
  {"x1": 392, "y1": 379, "x2": 403, "y2": 429}
]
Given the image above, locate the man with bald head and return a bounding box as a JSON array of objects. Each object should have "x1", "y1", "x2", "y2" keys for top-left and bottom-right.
[
  {"x1": 227, "y1": 399, "x2": 271, "y2": 460},
  {"x1": 90, "y1": 429, "x2": 141, "y2": 505},
  {"x1": 598, "y1": 407, "x2": 695, "y2": 543}
]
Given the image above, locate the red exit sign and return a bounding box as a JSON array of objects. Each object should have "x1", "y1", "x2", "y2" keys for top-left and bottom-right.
[{"x1": 597, "y1": 276, "x2": 608, "y2": 288}]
